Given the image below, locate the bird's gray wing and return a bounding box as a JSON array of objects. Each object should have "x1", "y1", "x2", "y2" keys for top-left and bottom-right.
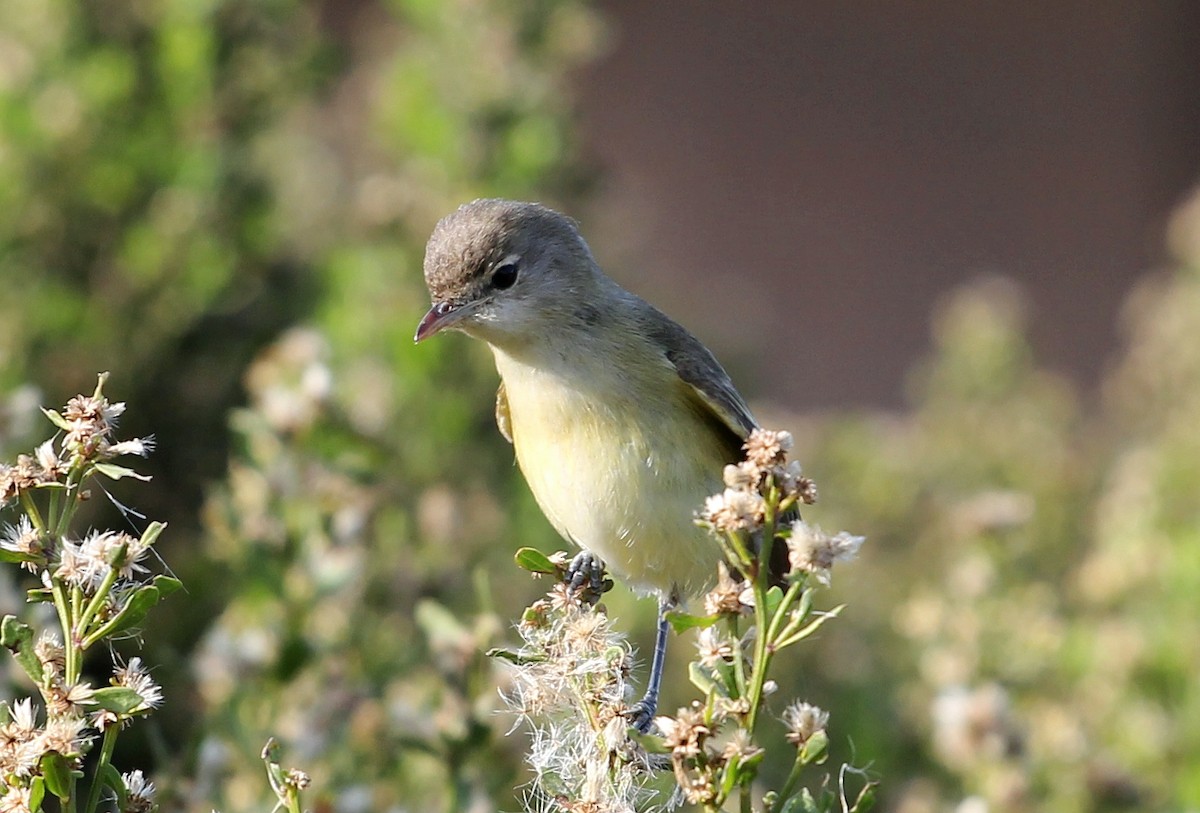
[
  {"x1": 495, "y1": 381, "x2": 513, "y2": 444},
  {"x1": 648, "y1": 309, "x2": 758, "y2": 447},
  {"x1": 651, "y1": 306, "x2": 794, "y2": 586}
]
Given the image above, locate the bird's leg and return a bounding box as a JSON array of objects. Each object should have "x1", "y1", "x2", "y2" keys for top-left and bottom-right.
[
  {"x1": 565, "y1": 550, "x2": 610, "y2": 605},
  {"x1": 628, "y1": 596, "x2": 673, "y2": 732}
]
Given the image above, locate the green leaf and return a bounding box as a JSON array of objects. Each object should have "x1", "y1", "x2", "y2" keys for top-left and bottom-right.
[
  {"x1": 688, "y1": 661, "x2": 723, "y2": 696},
  {"x1": 101, "y1": 763, "x2": 127, "y2": 809},
  {"x1": 799, "y1": 729, "x2": 829, "y2": 766},
  {"x1": 152, "y1": 574, "x2": 183, "y2": 597},
  {"x1": 41, "y1": 751, "x2": 73, "y2": 800},
  {"x1": 138, "y1": 521, "x2": 167, "y2": 548},
  {"x1": 26, "y1": 587, "x2": 54, "y2": 604},
  {"x1": 29, "y1": 776, "x2": 45, "y2": 812},
  {"x1": 715, "y1": 661, "x2": 738, "y2": 697},
  {"x1": 514, "y1": 547, "x2": 556, "y2": 574},
  {"x1": 1, "y1": 615, "x2": 44, "y2": 684},
  {"x1": 778, "y1": 605, "x2": 844, "y2": 649},
  {"x1": 628, "y1": 727, "x2": 670, "y2": 754},
  {"x1": 92, "y1": 463, "x2": 151, "y2": 482},
  {"x1": 111, "y1": 584, "x2": 163, "y2": 631},
  {"x1": 763, "y1": 585, "x2": 784, "y2": 617},
  {"x1": 719, "y1": 755, "x2": 742, "y2": 798},
  {"x1": 520, "y1": 605, "x2": 547, "y2": 627},
  {"x1": 795, "y1": 586, "x2": 814, "y2": 621},
  {"x1": 849, "y1": 782, "x2": 877, "y2": 813},
  {"x1": 779, "y1": 787, "x2": 819, "y2": 813},
  {"x1": 665, "y1": 609, "x2": 719, "y2": 633},
  {"x1": 0, "y1": 548, "x2": 41, "y2": 565},
  {"x1": 91, "y1": 686, "x2": 144, "y2": 714},
  {"x1": 484, "y1": 647, "x2": 543, "y2": 666},
  {"x1": 85, "y1": 582, "x2": 172, "y2": 643},
  {"x1": 41, "y1": 408, "x2": 72, "y2": 432}
]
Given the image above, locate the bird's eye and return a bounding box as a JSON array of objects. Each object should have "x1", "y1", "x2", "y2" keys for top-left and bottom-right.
[{"x1": 491, "y1": 261, "x2": 519, "y2": 290}]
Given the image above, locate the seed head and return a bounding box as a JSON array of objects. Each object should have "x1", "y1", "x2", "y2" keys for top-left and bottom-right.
[
  {"x1": 114, "y1": 658, "x2": 163, "y2": 714},
  {"x1": 0, "y1": 783, "x2": 34, "y2": 813},
  {"x1": 34, "y1": 633, "x2": 65, "y2": 679},
  {"x1": 694, "y1": 627, "x2": 734, "y2": 668},
  {"x1": 702, "y1": 563, "x2": 754, "y2": 617},
  {"x1": 786, "y1": 521, "x2": 864, "y2": 585},
  {"x1": 721, "y1": 730, "x2": 763, "y2": 765},
  {"x1": 657, "y1": 703, "x2": 709, "y2": 760},
  {"x1": 1, "y1": 517, "x2": 45, "y2": 572},
  {"x1": 699, "y1": 489, "x2": 764, "y2": 534},
  {"x1": 781, "y1": 701, "x2": 828, "y2": 747},
  {"x1": 744, "y1": 429, "x2": 793, "y2": 469},
  {"x1": 121, "y1": 770, "x2": 157, "y2": 813},
  {"x1": 42, "y1": 715, "x2": 90, "y2": 757},
  {"x1": 722, "y1": 462, "x2": 759, "y2": 491},
  {"x1": 44, "y1": 680, "x2": 94, "y2": 717}
]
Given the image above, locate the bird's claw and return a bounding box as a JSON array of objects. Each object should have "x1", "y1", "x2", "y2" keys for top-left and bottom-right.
[
  {"x1": 626, "y1": 697, "x2": 658, "y2": 733},
  {"x1": 565, "y1": 551, "x2": 612, "y2": 605}
]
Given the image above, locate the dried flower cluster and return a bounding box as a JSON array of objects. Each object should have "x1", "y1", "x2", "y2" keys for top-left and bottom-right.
[
  {"x1": 702, "y1": 562, "x2": 755, "y2": 617},
  {"x1": 503, "y1": 550, "x2": 672, "y2": 813},
  {"x1": 120, "y1": 770, "x2": 157, "y2": 813},
  {"x1": 699, "y1": 428, "x2": 862, "y2": 592},
  {"x1": 0, "y1": 375, "x2": 173, "y2": 813},
  {"x1": 699, "y1": 429, "x2": 818, "y2": 537},
  {"x1": 654, "y1": 428, "x2": 872, "y2": 812},
  {"x1": 781, "y1": 701, "x2": 829, "y2": 748},
  {"x1": 786, "y1": 522, "x2": 864, "y2": 587},
  {"x1": 0, "y1": 395, "x2": 153, "y2": 510}
]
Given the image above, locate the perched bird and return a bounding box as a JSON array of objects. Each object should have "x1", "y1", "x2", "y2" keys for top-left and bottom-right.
[{"x1": 416, "y1": 199, "x2": 765, "y2": 728}]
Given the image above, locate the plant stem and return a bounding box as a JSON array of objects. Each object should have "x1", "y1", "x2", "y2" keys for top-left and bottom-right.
[
  {"x1": 745, "y1": 585, "x2": 771, "y2": 733},
  {"x1": 47, "y1": 486, "x2": 62, "y2": 536},
  {"x1": 744, "y1": 502, "x2": 776, "y2": 733},
  {"x1": 770, "y1": 753, "x2": 807, "y2": 813},
  {"x1": 19, "y1": 490, "x2": 46, "y2": 535},
  {"x1": 83, "y1": 725, "x2": 119, "y2": 813},
  {"x1": 764, "y1": 580, "x2": 803, "y2": 646},
  {"x1": 50, "y1": 579, "x2": 78, "y2": 684},
  {"x1": 75, "y1": 565, "x2": 119, "y2": 651},
  {"x1": 53, "y1": 462, "x2": 87, "y2": 538},
  {"x1": 729, "y1": 615, "x2": 748, "y2": 699}
]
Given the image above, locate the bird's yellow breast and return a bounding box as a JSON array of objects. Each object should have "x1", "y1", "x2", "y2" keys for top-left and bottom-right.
[{"x1": 492, "y1": 345, "x2": 729, "y2": 598}]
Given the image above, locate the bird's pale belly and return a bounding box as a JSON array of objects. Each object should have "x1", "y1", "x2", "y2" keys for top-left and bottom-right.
[{"x1": 500, "y1": 362, "x2": 727, "y2": 598}]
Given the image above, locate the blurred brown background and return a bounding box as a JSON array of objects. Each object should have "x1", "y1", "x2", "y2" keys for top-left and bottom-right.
[{"x1": 573, "y1": 2, "x2": 1200, "y2": 408}]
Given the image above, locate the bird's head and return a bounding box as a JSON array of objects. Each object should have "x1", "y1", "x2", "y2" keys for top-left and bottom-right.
[{"x1": 415, "y1": 199, "x2": 599, "y2": 346}]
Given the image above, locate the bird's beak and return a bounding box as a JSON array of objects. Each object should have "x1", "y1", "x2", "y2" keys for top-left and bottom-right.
[{"x1": 414, "y1": 301, "x2": 468, "y2": 342}]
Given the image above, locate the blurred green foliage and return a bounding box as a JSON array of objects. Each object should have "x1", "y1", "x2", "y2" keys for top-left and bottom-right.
[
  {"x1": 0, "y1": 0, "x2": 599, "y2": 809},
  {"x1": 2, "y1": 0, "x2": 1200, "y2": 811},
  {"x1": 803, "y1": 248, "x2": 1200, "y2": 812}
]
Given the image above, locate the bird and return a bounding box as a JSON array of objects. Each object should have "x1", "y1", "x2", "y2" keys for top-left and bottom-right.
[{"x1": 415, "y1": 199, "x2": 765, "y2": 729}]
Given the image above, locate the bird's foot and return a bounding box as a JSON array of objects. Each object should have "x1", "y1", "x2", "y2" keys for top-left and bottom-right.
[
  {"x1": 626, "y1": 695, "x2": 659, "y2": 733},
  {"x1": 565, "y1": 550, "x2": 613, "y2": 606}
]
